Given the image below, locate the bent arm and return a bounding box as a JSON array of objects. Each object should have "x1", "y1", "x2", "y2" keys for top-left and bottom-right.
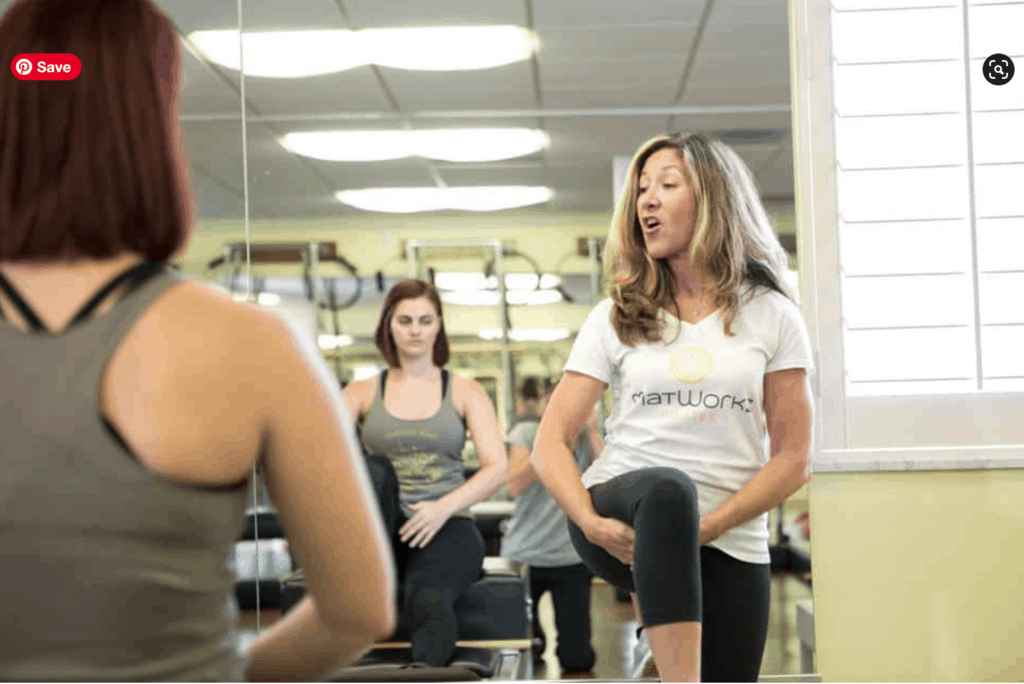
[
  {"x1": 435, "y1": 379, "x2": 509, "y2": 514},
  {"x1": 701, "y1": 368, "x2": 814, "y2": 541},
  {"x1": 530, "y1": 372, "x2": 607, "y2": 534},
  {"x1": 505, "y1": 443, "x2": 535, "y2": 498},
  {"x1": 247, "y1": 318, "x2": 396, "y2": 681}
]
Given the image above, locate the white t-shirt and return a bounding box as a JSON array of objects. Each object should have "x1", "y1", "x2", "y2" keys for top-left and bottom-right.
[{"x1": 563, "y1": 286, "x2": 814, "y2": 564}]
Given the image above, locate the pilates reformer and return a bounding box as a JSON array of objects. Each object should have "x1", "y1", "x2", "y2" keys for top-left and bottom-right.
[{"x1": 280, "y1": 557, "x2": 535, "y2": 681}]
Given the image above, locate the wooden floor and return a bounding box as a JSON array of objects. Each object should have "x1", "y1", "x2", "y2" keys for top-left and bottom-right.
[{"x1": 527, "y1": 573, "x2": 813, "y2": 680}]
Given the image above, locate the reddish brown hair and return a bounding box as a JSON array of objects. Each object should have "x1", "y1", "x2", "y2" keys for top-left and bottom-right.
[
  {"x1": 375, "y1": 279, "x2": 450, "y2": 368},
  {"x1": 0, "y1": 0, "x2": 192, "y2": 262}
]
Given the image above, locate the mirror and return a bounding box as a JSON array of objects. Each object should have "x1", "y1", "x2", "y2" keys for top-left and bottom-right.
[{"x1": 224, "y1": 0, "x2": 807, "y2": 678}]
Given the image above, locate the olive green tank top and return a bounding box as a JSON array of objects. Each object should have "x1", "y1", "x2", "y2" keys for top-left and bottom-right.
[
  {"x1": 359, "y1": 369, "x2": 472, "y2": 519},
  {"x1": 0, "y1": 262, "x2": 250, "y2": 681}
]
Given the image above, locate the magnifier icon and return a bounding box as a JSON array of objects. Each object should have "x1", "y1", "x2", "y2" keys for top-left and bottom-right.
[{"x1": 994, "y1": 64, "x2": 1005, "y2": 76}]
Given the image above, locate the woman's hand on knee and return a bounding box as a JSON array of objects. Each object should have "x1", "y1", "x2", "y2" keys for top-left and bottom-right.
[
  {"x1": 400, "y1": 500, "x2": 454, "y2": 548},
  {"x1": 583, "y1": 516, "x2": 635, "y2": 566}
]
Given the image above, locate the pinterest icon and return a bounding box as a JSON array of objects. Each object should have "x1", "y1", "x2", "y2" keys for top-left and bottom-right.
[{"x1": 14, "y1": 58, "x2": 32, "y2": 76}]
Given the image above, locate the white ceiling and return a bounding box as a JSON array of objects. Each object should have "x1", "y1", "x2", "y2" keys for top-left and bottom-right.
[{"x1": 5, "y1": 0, "x2": 796, "y2": 220}]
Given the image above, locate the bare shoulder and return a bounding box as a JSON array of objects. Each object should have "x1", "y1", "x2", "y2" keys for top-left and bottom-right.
[
  {"x1": 344, "y1": 376, "x2": 378, "y2": 415},
  {"x1": 452, "y1": 373, "x2": 489, "y2": 414},
  {"x1": 141, "y1": 279, "x2": 293, "y2": 376}
]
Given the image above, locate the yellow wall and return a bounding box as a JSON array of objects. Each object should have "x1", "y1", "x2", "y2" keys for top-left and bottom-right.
[
  {"x1": 179, "y1": 204, "x2": 797, "y2": 277},
  {"x1": 809, "y1": 469, "x2": 1024, "y2": 682}
]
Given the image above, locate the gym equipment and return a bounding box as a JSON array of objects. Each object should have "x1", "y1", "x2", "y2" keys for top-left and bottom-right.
[
  {"x1": 235, "y1": 505, "x2": 293, "y2": 610},
  {"x1": 281, "y1": 557, "x2": 534, "y2": 681},
  {"x1": 405, "y1": 239, "x2": 516, "y2": 431},
  {"x1": 468, "y1": 500, "x2": 514, "y2": 557}
]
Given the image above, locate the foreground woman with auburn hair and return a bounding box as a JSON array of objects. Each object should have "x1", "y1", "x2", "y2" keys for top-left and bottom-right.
[{"x1": 0, "y1": 0, "x2": 395, "y2": 680}]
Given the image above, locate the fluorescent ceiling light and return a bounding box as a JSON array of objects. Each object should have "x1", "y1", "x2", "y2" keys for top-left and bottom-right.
[
  {"x1": 441, "y1": 289, "x2": 563, "y2": 306},
  {"x1": 435, "y1": 272, "x2": 563, "y2": 291},
  {"x1": 368, "y1": 26, "x2": 536, "y2": 71},
  {"x1": 507, "y1": 289, "x2": 563, "y2": 305},
  {"x1": 189, "y1": 30, "x2": 367, "y2": 78},
  {"x1": 352, "y1": 364, "x2": 384, "y2": 381},
  {"x1": 281, "y1": 129, "x2": 549, "y2": 163},
  {"x1": 414, "y1": 129, "x2": 548, "y2": 163},
  {"x1": 478, "y1": 327, "x2": 571, "y2": 342},
  {"x1": 337, "y1": 186, "x2": 554, "y2": 213},
  {"x1": 442, "y1": 290, "x2": 501, "y2": 307},
  {"x1": 434, "y1": 272, "x2": 492, "y2": 291},
  {"x1": 187, "y1": 26, "x2": 535, "y2": 78},
  {"x1": 318, "y1": 334, "x2": 355, "y2": 350}
]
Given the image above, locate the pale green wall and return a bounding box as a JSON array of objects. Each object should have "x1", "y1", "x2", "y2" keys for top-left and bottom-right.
[{"x1": 809, "y1": 470, "x2": 1024, "y2": 681}]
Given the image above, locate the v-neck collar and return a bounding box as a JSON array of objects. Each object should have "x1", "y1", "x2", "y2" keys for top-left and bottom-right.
[{"x1": 663, "y1": 306, "x2": 722, "y2": 328}]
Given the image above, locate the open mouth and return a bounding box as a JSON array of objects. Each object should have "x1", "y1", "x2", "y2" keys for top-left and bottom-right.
[{"x1": 642, "y1": 217, "x2": 661, "y2": 232}]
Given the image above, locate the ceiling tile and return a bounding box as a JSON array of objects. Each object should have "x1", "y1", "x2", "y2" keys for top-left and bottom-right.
[
  {"x1": 163, "y1": 0, "x2": 240, "y2": 32},
  {"x1": 242, "y1": 68, "x2": 394, "y2": 114},
  {"x1": 342, "y1": 0, "x2": 527, "y2": 27},
  {"x1": 536, "y1": 25, "x2": 698, "y2": 64},
  {"x1": 179, "y1": 44, "x2": 243, "y2": 115},
  {"x1": 231, "y1": 0, "x2": 346, "y2": 30},
  {"x1": 436, "y1": 165, "x2": 547, "y2": 187},
  {"x1": 534, "y1": 0, "x2": 705, "y2": 27},
  {"x1": 706, "y1": 0, "x2": 789, "y2": 28},
  {"x1": 544, "y1": 116, "x2": 671, "y2": 161},
  {"x1": 685, "y1": 52, "x2": 791, "y2": 90},
  {"x1": 192, "y1": 170, "x2": 245, "y2": 220},
  {"x1": 380, "y1": 62, "x2": 536, "y2": 110},
  {"x1": 311, "y1": 159, "x2": 441, "y2": 189},
  {"x1": 542, "y1": 86, "x2": 678, "y2": 109},
  {"x1": 680, "y1": 83, "x2": 791, "y2": 106},
  {"x1": 698, "y1": 25, "x2": 791, "y2": 57}
]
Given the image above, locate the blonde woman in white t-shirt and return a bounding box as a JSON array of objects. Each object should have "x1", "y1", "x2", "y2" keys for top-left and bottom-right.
[{"x1": 530, "y1": 133, "x2": 815, "y2": 683}]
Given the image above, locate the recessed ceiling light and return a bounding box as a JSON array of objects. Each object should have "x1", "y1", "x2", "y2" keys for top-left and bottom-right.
[
  {"x1": 336, "y1": 186, "x2": 554, "y2": 213},
  {"x1": 187, "y1": 26, "x2": 535, "y2": 78},
  {"x1": 318, "y1": 334, "x2": 355, "y2": 350},
  {"x1": 368, "y1": 26, "x2": 536, "y2": 71},
  {"x1": 282, "y1": 129, "x2": 549, "y2": 163},
  {"x1": 433, "y1": 272, "x2": 563, "y2": 291},
  {"x1": 478, "y1": 328, "x2": 571, "y2": 342},
  {"x1": 441, "y1": 290, "x2": 563, "y2": 306}
]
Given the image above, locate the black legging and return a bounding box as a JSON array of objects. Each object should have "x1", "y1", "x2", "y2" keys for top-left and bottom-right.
[
  {"x1": 366, "y1": 455, "x2": 485, "y2": 667},
  {"x1": 566, "y1": 467, "x2": 771, "y2": 682}
]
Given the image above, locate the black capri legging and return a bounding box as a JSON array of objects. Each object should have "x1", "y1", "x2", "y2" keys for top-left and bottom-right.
[{"x1": 566, "y1": 467, "x2": 771, "y2": 683}]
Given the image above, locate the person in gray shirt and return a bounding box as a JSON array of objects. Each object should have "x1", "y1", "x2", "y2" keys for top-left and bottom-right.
[{"x1": 501, "y1": 377, "x2": 602, "y2": 674}]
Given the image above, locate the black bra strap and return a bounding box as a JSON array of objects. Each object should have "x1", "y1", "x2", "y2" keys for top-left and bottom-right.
[
  {"x1": 0, "y1": 260, "x2": 163, "y2": 333},
  {"x1": 0, "y1": 269, "x2": 48, "y2": 331},
  {"x1": 67, "y1": 260, "x2": 164, "y2": 328},
  {"x1": 380, "y1": 368, "x2": 449, "y2": 401}
]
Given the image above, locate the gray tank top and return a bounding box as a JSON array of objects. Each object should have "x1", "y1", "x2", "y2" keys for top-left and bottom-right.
[
  {"x1": 0, "y1": 262, "x2": 249, "y2": 682},
  {"x1": 360, "y1": 369, "x2": 471, "y2": 519}
]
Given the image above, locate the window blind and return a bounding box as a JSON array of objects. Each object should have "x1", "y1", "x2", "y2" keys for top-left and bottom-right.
[{"x1": 829, "y1": 0, "x2": 1024, "y2": 396}]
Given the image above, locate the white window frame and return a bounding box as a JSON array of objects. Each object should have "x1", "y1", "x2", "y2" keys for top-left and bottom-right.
[{"x1": 789, "y1": 0, "x2": 1024, "y2": 458}]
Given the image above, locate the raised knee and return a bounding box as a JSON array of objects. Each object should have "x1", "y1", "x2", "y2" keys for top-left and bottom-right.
[
  {"x1": 408, "y1": 587, "x2": 446, "y2": 617},
  {"x1": 642, "y1": 474, "x2": 698, "y2": 513}
]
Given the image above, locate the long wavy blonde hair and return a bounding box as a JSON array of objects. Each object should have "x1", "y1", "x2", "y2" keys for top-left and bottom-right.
[{"x1": 605, "y1": 133, "x2": 795, "y2": 346}]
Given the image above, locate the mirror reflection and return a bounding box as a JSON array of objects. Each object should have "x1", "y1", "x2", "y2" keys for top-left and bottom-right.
[{"x1": 2, "y1": 0, "x2": 815, "y2": 681}]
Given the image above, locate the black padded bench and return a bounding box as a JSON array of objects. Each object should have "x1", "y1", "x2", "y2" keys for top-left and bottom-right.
[{"x1": 281, "y1": 557, "x2": 533, "y2": 680}]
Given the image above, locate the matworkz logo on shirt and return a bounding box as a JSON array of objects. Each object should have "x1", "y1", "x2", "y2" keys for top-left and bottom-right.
[{"x1": 631, "y1": 390, "x2": 754, "y2": 413}]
